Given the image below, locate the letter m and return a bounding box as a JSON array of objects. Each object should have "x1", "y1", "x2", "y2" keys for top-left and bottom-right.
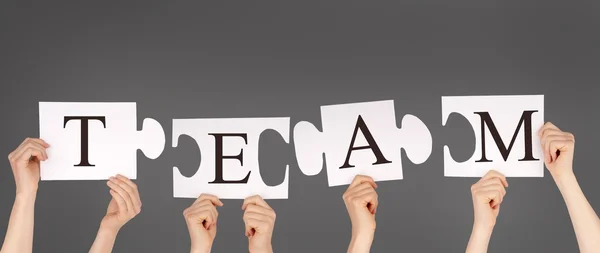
[{"x1": 474, "y1": 110, "x2": 539, "y2": 162}]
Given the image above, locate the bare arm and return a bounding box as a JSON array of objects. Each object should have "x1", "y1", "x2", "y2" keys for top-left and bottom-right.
[
  {"x1": 554, "y1": 172, "x2": 600, "y2": 252},
  {"x1": 540, "y1": 122, "x2": 600, "y2": 253},
  {"x1": 1, "y1": 138, "x2": 48, "y2": 253},
  {"x1": 88, "y1": 175, "x2": 141, "y2": 253},
  {"x1": 465, "y1": 170, "x2": 508, "y2": 253},
  {"x1": 1, "y1": 193, "x2": 37, "y2": 253}
]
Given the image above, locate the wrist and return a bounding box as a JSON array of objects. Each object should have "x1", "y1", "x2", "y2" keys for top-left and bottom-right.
[
  {"x1": 97, "y1": 225, "x2": 119, "y2": 238},
  {"x1": 553, "y1": 170, "x2": 576, "y2": 186},
  {"x1": 349, "y1": 231, "x2": 374, "y2": 253},
  {"x1": 190, "y1": 244, "x2": 211, "y2": 253},
  {"x1": 99, "y1": 220, "x2": 121, "y2": 236},
  {"x1": 473, "y1": 219, "x2": 495, "y2": 232},
  {"x1": 351, "y1": 230, "x2": 375, "y2": 242},
  {"x1": 472, "y1": 222, "x2": 494, "y2": 234},
  {"x1": 15, "y1": 190, "x2": 37, "y2": 200},
  {"x1": 249, "y1": 244, "x2": 273, "y2": 253}
]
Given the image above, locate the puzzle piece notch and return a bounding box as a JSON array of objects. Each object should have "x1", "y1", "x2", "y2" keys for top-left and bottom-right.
[
  {"x1": 397, "y1": 114, "x2": 432, "y2": 165},
  {"x1": 136, "y1": 118, "x2": 166, "y2": 160},
  {"x1": 293, "y1": 121, "x2": 325, "y2": 176}
]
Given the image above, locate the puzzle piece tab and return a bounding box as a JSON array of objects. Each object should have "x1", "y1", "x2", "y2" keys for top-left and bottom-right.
[
  {"x1": 294, "y1": 100, "x2": 432, "y2": 187},
  {"x1": 39, "y1": 102, "x2": 165, "y2": 180}
]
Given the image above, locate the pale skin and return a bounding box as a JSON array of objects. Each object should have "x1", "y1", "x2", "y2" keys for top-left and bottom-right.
[
  {"x1": 539, "y1": 122, "x2": 600, "y2": 252},
  {"x1": 465, "y1": 170, "x2": 508, "y2": 253},
  {"x1": 243, "y1": 195, "x2": 277, "y2": 253},
  {"x1": 343, "y1": 175, "x2": 379, "y2": 253},
  {"x1": 88, "y1": 175, "x2": 142, "y2": 253},
  {"x1": 183, "y1": 194, "x2": 223, "y2": 253},
  {"x1": 0, "y1": 138, "x2": 49, "y2": 253}
]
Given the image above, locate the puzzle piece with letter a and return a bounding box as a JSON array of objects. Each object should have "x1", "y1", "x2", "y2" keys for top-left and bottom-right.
[
  {"x1": 293, "y1": 100, "x2": 432, "y2": 187},
  {"x1": 39, "y1": 102, "x2": 165, "y2": 180}
]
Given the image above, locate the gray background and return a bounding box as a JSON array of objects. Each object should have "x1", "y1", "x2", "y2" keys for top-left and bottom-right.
[{"x1": 1, "y1": 0, "x2": 599, "y2": 252}]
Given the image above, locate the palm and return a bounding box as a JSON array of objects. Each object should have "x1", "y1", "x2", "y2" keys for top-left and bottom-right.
[
  {"x1": 14, "y1": 159, "x2": 41, "y2": 192},
  {"x1": 101, "y1": 198, "x2": 125, "y2": 231}
]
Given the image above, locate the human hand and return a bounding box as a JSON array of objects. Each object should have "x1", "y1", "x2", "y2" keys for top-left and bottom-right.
[
  {"x1": 242, "y1": 195, "x2": 276, "y2": 253},
  {"x1": 470, "y1": 170, "x2": 508, "y2": 230},
  {"x1": 7, "y1": 138, "x2": 49, "y2": 196},
  {"x1": 184, "y1": 194, "x2": 223, "y2": 253},
  {"x1": 100, "y1": 175, "x2": 142, "y2": 233},
  {"x1": 538, "y1": 122, "x2": 575, "y2": 180},
  {"x1": 343, "y1": 175, "x2": 378, "y2": 239}
]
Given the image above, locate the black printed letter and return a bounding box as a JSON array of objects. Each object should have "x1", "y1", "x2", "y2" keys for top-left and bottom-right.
[
  {"x1": 475, "y1": 110, "x2": 539, "y2": 162},
  {"x1": 63, "y1": 116, "x2": 107, "y2": 167},
  {"x1": 208, "y1": 133, "x2": 251, "y2": 184},
  {"x1": 340, "y1": 115, "x2": 392, "y2": 169}
]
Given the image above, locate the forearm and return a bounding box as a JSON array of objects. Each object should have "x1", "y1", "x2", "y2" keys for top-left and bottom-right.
[
  {"x1": 348, "y1": 232, "x2": 374, "y2": 253},
  {"x1": 88, "y1": 227, "x2": 118, "y2": 253},
  {"x1": 465, "y1": 225, "x2": 493, "y2": 253},
  {"x1": 555, "y1": 172, "x2": 600, "y2": 253},
  {"x1": 0, "y1": 192, "x2": 37, "y2": 253}
]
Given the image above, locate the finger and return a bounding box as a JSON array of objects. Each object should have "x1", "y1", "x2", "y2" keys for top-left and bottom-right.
[
  {"x1": 353, "y1": 188, "x2": 379, "y2": 212},
  {"x1": 544, "y1": 135, "x2": 572, "y2": 162},
  {"x1": 115, "y1": 175, "x2": 142, "y2": 207},
  {"x1": 243, "y1": 211, "x2": 272, "y2": 223},
  {"x1": 14, "y1": 143, "x2": 47, "y2": 161},
  {"x1": 355, "y1": 190, "x2": 379, "y2": 214},
  {"x1": 115, "y1": 174, "x2": 138, "y2": 193},
  {"x1": 245, "y1": 204, "x2": 276, "y2": 218},
  {"x1": 15, "y1": 138, "x2": 50, "y2": 152},
  {"x1": 348, "y1": 175, "x2": 378, "y2": 189},
  {"x1": 192, "y1": 202, "x2": 219, "y2": 222},
  {"x1": 480, "y1": 177, "x2": 507, "y2": 188},
  {"x1": 476, "y1": 187, "x2": 505, "y2": 206},
  {"x1": 476, "y1": 184, "x2": 506, "y2": 198},
  {"x1": 242, "y1": 195, "x2": 272, "y2": 210},
  {"x1": 195, "y1": 193, "x2": 224, "y2": 207},
  {"x1": 26, "y1": 138, "x2": 50, "y2": 148},
  {"x1": 188, "y1": 209, "x2": 217, "y2": 229},
  {"x1": 345, "y1": 182, "x2": 375, "y2": 196},
  {"x1": 244, "y1": 218, "x2": 269, "y2": 235},
  {"x1": 107, "y1": 179, "x2": 135, "y2": 216},
  {"x1": 110, "y1": 176, "x2": 140, "y2": 214},
  {"x1": 109, "y1": 189, "x2": 128, "y2": 216},
  {"x1": 477, "y1": 190, "x2": 502, "y2": 207},
  {"x1": 480, "y1": 170, "x2": 508, "y2": 187},
  {"x1": 538, "y1": 122, "x2": 561, "y2": 138},
  {"x1": 549, "y1": 140, "x2": 573, "y2": 162},
  {"x1": 540, "y1": 129, "x2": 565, "y2": 140}
]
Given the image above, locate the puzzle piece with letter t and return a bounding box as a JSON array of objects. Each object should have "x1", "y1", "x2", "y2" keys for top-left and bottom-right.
[
  {"x1": 293, "y1": 100, "x2": 432, "y2": 187},
  {"x1": 39, "y1": 102, "x2": 165, "y2": 180}
]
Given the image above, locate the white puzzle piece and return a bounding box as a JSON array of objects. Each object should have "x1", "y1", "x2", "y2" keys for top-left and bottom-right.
[
  {"x1": 39, "y1": 102, "x2": 165, "y2": 180},
  {"x1": 294, "y1": 100, "x2": 432, "y2": 187},
  {"x1": 173, "y1": 118, "x2": 290, "y2": 199},
  {"x1": 442, "y1": 95, "x2": 544, "y2": 177}
]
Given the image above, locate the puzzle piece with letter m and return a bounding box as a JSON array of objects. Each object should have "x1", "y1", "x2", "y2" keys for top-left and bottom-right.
[
  {"x1": 293, "y1": 100, "x2": 432, "y2": 187},
  {"x1": 39, "y1": 102, "x2": 166, "y2": 180}
]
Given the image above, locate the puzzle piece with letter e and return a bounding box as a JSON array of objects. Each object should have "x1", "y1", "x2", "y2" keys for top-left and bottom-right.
[
  {"x1": 39, "y1": 102, "x2": 165, "y2": 180},
  {"x1": 172, "y1": 117, "x2": 290, "y2": 199},
  {"x1": 293, "y1": 100, "x2": 432, "y2": 187}
]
